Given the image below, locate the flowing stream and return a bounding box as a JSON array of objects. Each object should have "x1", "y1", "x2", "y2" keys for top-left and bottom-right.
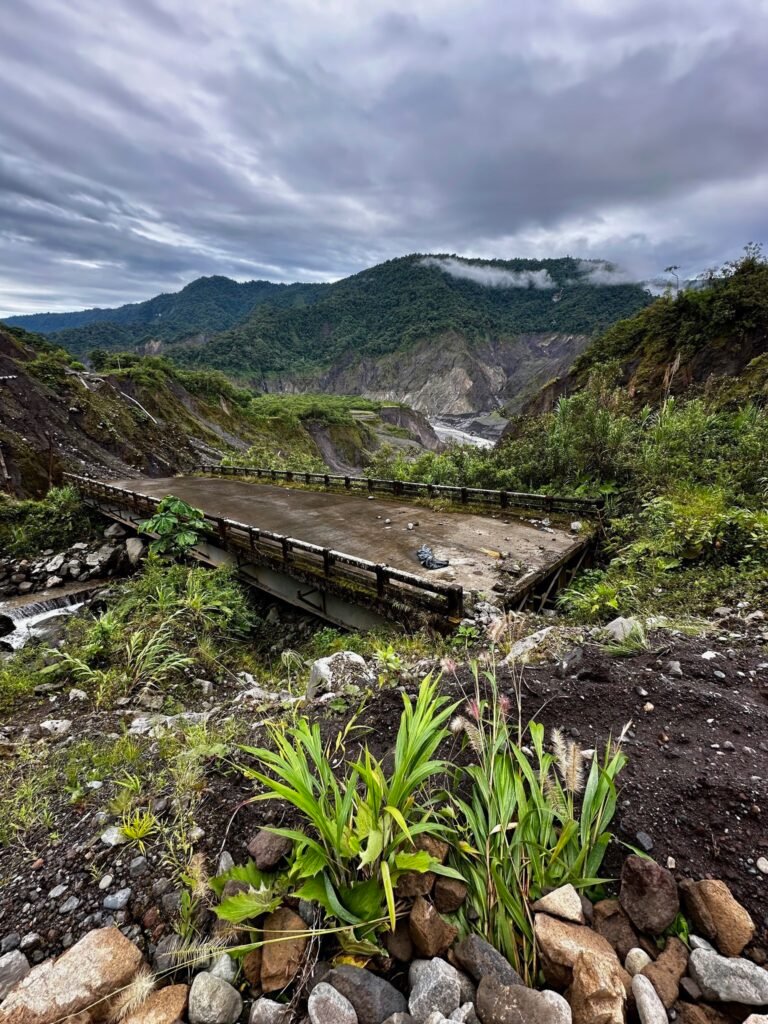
[
  {"x1": 430, "y1": 419, "x2": 495, "y2": 449},
  {"x1": 0, "y1": 582, "x2": 104, "y2": 650}
]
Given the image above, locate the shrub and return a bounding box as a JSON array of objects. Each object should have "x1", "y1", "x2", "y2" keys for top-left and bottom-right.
[{"x1": 0, "y1": 486, "x2": 97, "y2": 558}]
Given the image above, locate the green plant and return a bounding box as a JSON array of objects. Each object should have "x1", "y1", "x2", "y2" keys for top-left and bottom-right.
[
  {"x1": 140, "y1": 496, "x2": 208, "y2": 557},
  {"x1": 372, "y1": 642, "x2": 404, "y2": 680},
  {"x1": 450, "y1": 669, "x2": 629, "y2": 984},
  {"x1": 237, "y1": 675, "x2": 462, "y2": 937},
  {"x1": 120, "y1": 809, "x2": 158, "y2": 853}
]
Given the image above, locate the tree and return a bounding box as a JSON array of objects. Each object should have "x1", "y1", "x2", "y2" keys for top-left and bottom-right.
[{"x1": 88, "y1": 348, "x2": 109, "y2": 372}]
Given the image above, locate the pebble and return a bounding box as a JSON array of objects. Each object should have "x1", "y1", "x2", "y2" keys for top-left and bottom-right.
[
  {"x1": 633, "y1": 973, "x2": 668, "y2": 1024},
  {"x1": 100, "y1": 826, "x2": 128, "y2": 846},
  {"x1": 0, "y1": 949, "x2": 30, "y2": 1000},
  {"x1": 129, "y1": 856, "x2": 149, "y2": 877},
  {"x1": 757, "y1": 857, "x2": 768, "y2": 875},
  {"x1": 625, "y1": 948, "x2": 653, "y2": 976},
  {"x1": 0, "y1": 934, "x2": 20, "y2": 954},
  {"x1": 103, "y1": 887, "x2": 132, "y2": 911},
  {"x1": 188, "y1": 971, "x2": 243, "y2": 1024},
  {"x1": 308, "y1": 982, "x2": 358, "y2": 1024},
  {"x1": 98, "y1": 874, "x2": 114, "y2": 890},
  {"x1": 48, "y1": 884, "x2": 68, "y2": 899},
  {"x1": 59, "y1": 896, "x2": 80, "y2": 914},
  {"x1": 249, "y1": 998, "x2": 292, "y2": 1023}
]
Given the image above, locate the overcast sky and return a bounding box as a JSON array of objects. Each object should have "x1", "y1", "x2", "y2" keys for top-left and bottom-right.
[{"x1": 1, "y1": 0, "x2": 767, "y2": 315}]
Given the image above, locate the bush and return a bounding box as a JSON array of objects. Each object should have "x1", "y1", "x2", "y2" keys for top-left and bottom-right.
[{"x1": 0, "y1": 486, "x2": 97, "y2": 558}]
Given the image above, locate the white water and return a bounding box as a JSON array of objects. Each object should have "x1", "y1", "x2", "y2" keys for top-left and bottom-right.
[
  {"x1": 1, "y1": 603, "x2": 85, "y2": 649},
  {"x1": 430, "y1": 420, "x2": 495, "y2": 449},
  {"x1": 0, "y1": 584, "x2": 102, "y2": 650}
]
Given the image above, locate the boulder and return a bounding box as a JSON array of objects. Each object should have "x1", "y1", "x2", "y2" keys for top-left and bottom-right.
[
  {"x1": 603, "y1": 616, "x2": 641, "y2": 643},
  {"x1": 188, "y1": 972, "x2": 242, "y2": 1024},
  {"x1": 451, "y1": 934, "x2": 523, "y2": 987},
  {"x1": 689, "y1": 948, "x2": 768, "y2": 1004},
  {"x1": 306, "y1": 651, "x2": 375, "y2": 699},
  {"x1": 619, "y1": 856, "x2": 679, "y2": 935},
  {"x1": 632, "y1": 974, "x2": 667, "y2": 1024},
  {"x1": 476, "y1": 974, "x2": 572, "y2": 1024},
  {"x1": 568, "y1": 950, "x2": 626, "y2": 1024},
  {"x1": 328, "y1": 966, "x2": 407, "y2": 1024},
  {"x1": 0, "y1": 926, "x2": 142, "y2": 1024},
  {"x1": 0, "y1": 614, "x2": 14, "y2": 639},
  {"x1": 409, "y1": 897, "x2": 458, "y2": 958},
  {"x1": 261, "y1": 908, "x2": 308, "y2": 992},
  {"x1": 641, "y1": 936, "x2": 688, "y2": 1008},
  {"x1": 592, "y1": 899, "x2": 639, "y2": 961},
  {"x1": 531, "y1": 885, "x2": 585, "y2": 925},
  {"x1": 121, "y1": 983, "x2": 189, "y2": 1024},
  {"x1": 408, "y1": 958, "x2": 461, "y2": 1022},
  {"x1": 247, "y1": 830, "x2": 293, "y2": 870},
  {"x1": 533, "y1": 913, "x2": 628, "y2": 990},
  {"x1": 683, "y1": 879, "x2": 754, "y2": 956},
  {"x1": 125, "y1": 537, "x2": 147, "y2": 567},
  {"x1": 308, "y1": 981, "x2": 358, "y2": 1024}
]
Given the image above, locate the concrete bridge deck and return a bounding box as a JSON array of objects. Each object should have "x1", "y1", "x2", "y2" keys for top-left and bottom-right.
[{"x1": 110, "y1": 475, "x2": 581, "y2": 599}]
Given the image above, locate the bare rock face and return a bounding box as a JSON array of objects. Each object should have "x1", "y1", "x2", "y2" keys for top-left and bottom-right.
[
  {"x1": 260, "y1": 908, "x2": 309, "y2": 992},
  {"x1": 121, "y1": 984, "x2": 189, "y2": 1024},
  {"x1": 641, "y1": 937, "x2": 688, "y2": 1008},
  {"x1": 409, "y1": 897, "x2": 458, "y2": 958},
  {"x1": 0, "y1": 926, "x2": 142, "y2": 1024},
  {"x1": 683, "y1": 880, "x2": 755, "y2": 957},
  {"x1": 568, "y1": 950, "x2": 626, "y2": 1024},
  {"x1": 533, "y1": 914, "x2": 629, "y2": 990},
  {"x1": 619, "y1": 856, "x2": 679, "y2": 935}
]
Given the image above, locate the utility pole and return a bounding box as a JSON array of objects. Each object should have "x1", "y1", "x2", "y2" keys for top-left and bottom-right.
[{"x1": 664, "y1": 265, "x2": 681, "y2": 295}]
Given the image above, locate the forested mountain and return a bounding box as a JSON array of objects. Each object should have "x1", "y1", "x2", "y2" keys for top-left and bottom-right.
[{"x1": 6, "y1": 275, "x2": 324, "y2": 349}]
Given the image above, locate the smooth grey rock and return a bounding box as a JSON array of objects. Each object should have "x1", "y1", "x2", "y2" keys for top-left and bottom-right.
[
  {"x1": 689, "y1": 934, "x2": 716, "y2": 951},
  {"x1": 0, "y1": 933, "x2": 20, "y2": 954},
  {"x1": 625, "y1": 947, "x2": 653, "y2": 976},
  {"x1": 129, "y1": 855, "x2": 148, "y2": 877},
  {"x1": 328, "y1": 965, "x2": 407, "y2": 1024},
  {"x1": 250, "y1": 996, "x2": 292, "y2": 1023},
  {"x1": 308, "y1": 981, "x2": 358, "y2": 1024},
  {"x1": 604, "y1": 616, "x2": 641, "y2": 642},
  {"x1": 103, "y1": 887, "x2": 132, "y2": 911},
  {"x1": 689, "y1": 948, "x2": 768, "y2": 1004},
  {"x1": 0, "y1": 949, "x2": 30, "y2": 1000},
  {"x1": 632, "y1": 974, "x2": 668, "y2": 1024},
  {"x1": 408, "y1": 958, "x2": 461, "y2": 1022},
  {"x1": 476, "y1": 975, "x2": 572, "y2": 1024},
  {"x1": 59, "y1": 896, "x2": 81, "y2": 914},
  {"x1": 188, "y1": 971, "x2": 243, "y2": 1024},
  {"x1": 208, "y1": 952, "x2": 237, "y2": 984},
  {"x1": 452, "y1": 934, "x2": 523, "y2": 986}
]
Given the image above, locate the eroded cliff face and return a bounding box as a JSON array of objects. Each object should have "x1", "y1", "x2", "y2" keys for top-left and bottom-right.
[{"x1": 265, "y1": 331, "x2": 590, "y2": 415}]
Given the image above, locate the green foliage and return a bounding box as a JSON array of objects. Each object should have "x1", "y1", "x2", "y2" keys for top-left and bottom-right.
[
  {"x1": 139, "y1": 496, "x2": 208, "y2": 557},
  {"x1": 0, "y1": 486, "x2": 97, "y2": 558},
  {"x1": 237, "y1": 675, "x2": 461, "y2": 935},
  {"x1": 451, "y1": 672, "x2": 629, "y2": 983}
]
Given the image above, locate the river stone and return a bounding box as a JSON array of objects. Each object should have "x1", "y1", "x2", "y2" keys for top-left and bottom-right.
[
  {"x1": 451, "y1": 934, "x2": 523, "y2": 986},
  {"x1": 188, "y1": 972, "x2": 242, "y2": 1024},
  {"x1": 632, "y1": 973, "x2": 668, "y2": 1024},
  {"x1": 249, "y1": 997, "x2": 292, "y2": 1023},
  {"x1": 261, "y1": 908, "x2": 308, "y2": 992},
  {"x1": 689, "y1": 948, "x2": 768, "y2": 1005},
  {"x1": 0, "y1": 949, "x2": 30, "y2": 1000},
  {"x1": 308, "y1": 982, "x2": 358, "y2": 1024},
  {"x1": 409, "y1": 897, "x2": 458, "y2": 958},
  {"x1": 476, "y1": 974, "x2": 572, "y2": 1024},
  {"x1": 641, "y1": 936, "x2": 688, "y2": 1008},
  {"x1": 408, "y1": 958, "x2": 461, "y2": 1022},
  {"x1": 619, "y1": 856, "x2": 679, "y2": 935},
  {"x1": 328, "y1": 965, "x2": 407, "y2": 1024},
  {"x1": 569, "y1": 950, "x2": 626, "y2": 1024},
  {"x1": 0, "y1": 926, "x2": 142, "y2": 1024},
  {"x1": 121, "y1": 983, "x2": 189, "y2": 1024},
  {"x1": 247, "y1": 830, "x2": 293, "y2": 870},
  {"x1": 689, "y1": 879, "x2": 755, "y2": 956},
  {"x1": 625, "y1": 948, "x2": 653, "y2": 976},
  {"x1": 531, "y1": 884, "x2": 585, "y2": 924}
]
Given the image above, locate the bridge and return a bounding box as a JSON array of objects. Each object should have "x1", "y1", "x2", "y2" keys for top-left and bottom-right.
[{"x1": 66, "y1": 469, "x2": 602, "y2": 630}]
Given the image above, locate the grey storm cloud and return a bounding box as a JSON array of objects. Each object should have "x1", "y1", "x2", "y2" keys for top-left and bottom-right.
[{"x1": 1, "y1": 0, "x2": 767, "y2": 314}]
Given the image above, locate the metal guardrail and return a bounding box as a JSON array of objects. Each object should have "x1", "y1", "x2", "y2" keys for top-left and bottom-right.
[
  {"x1": 65, "y1": 474, "x2": 465, "y2": 620},
  {"x1": 192, "y1": 465, "x2": 605, "y2": 516}
]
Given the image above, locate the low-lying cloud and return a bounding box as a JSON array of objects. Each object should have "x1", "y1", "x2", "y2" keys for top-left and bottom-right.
[
  {"x1": 575, "y1": 260, "x2": 642, "y2": 286},
  {"x1": 421, "y1": 257, "x2": 556, "y2": 289}
]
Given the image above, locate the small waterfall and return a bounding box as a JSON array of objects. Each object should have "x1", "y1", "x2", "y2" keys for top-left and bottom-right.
[{"x1": 0, "y1": 583, "x2": 104, "y2": 650}]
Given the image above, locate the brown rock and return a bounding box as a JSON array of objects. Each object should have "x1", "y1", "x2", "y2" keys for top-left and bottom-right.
[
  {"x1": 0, "y1": 927, "x2": 143, "y2": 1024},
  {"x1": 409, "y1": 896, "x2": 458, "y2": 957},
  {"x1": 242, "y1": 947, "x2": 263, "y2": 987},
  {"x1": 569, "y1": 950, "x2": 627, "y2": 1024},
  {"x1": 675, "y1": 1001, "x2": 732, "y2": 1024},
  {"x1": 592, "y1": 900, "x2": 640, "y2": 962},
  {"x1": 395, "y1": 870, "x2": 435, "y2": 899},
  {"x1": 434, "y1": 877, "x2": 468, "y2": 913},
  {"x1": 121, "y1": 984, "x2": 189, "y2": 1024},
  {"x1": 260, "y1": 908, "x2": 308, "y2": 992},
  {"x1": 247, "y1": 830, "x2": 293, "y2": 870},
  {"x1": 642, "y1": 936, "x2": 688, "y2": 1008},
  {"x1": 679, "y1": 879, "x2": 717, "y2": 941},
  {"x1": 693, "y1": 880, "x2": 755, "y2": 956},
  {"x1": 619, "y1": 856, "x2": 679, "y2": 935},
  {"x1": 384, "y1": 920, "x2": 413, "y2": 962},
  {"x1": 534, "y1": 913, "x2": 630, "y2": 990},
  {"x1": 416, "y1": 835, "x2": 450, "y2": 863}
]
